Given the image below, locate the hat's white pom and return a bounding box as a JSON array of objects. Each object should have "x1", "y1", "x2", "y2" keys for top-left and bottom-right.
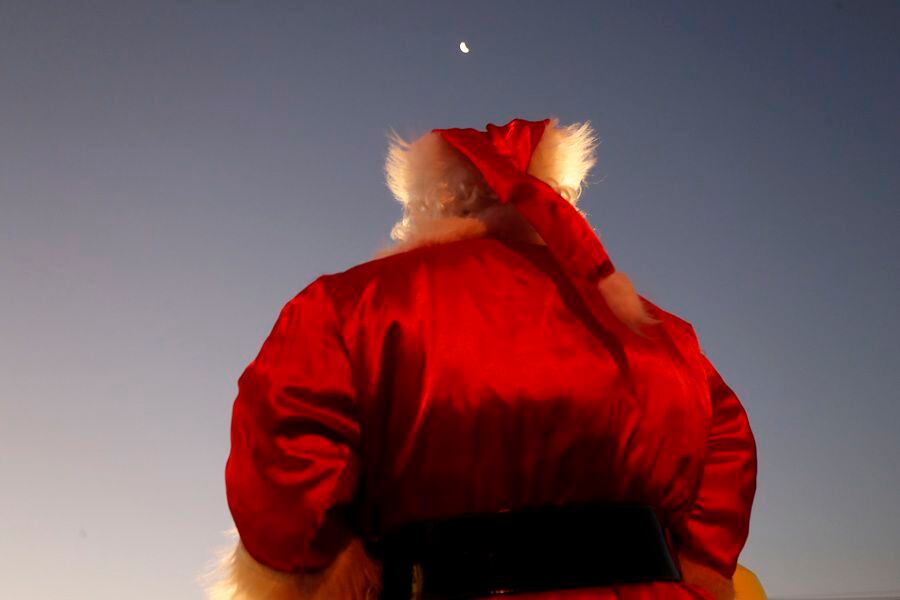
[{"x1": 597, "y1": 271, "x2": 660, "y2": 335}]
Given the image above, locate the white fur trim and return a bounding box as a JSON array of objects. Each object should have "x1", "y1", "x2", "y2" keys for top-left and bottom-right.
[
  {"x1": 373, "y1": 215, "x2": 488, "y2": 259},
  {"x1": 203, "y1": 532, "x2": 381, "y2": 600},
  {"x1": 372, "y1": 205, "x2": 547, "y2": 259},
  {"x1": 596, "y1": 271, "x2": 660, "y2": 335}
]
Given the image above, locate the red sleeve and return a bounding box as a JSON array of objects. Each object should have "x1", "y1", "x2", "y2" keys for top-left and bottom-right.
[
  {"x1": 674, "y1": 351, "x2": 758, "y2": 579},
  {"x1": 225, "y1": 277, "x2": 361, "y2": 573}
]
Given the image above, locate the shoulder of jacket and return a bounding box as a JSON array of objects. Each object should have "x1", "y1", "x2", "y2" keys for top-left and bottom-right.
[
  {"x1": 641, "y1": 297, "x2": 702, "y2": 347},
  {"x1": 312, "y1": 237, "x2": 523, "y2": 311}
]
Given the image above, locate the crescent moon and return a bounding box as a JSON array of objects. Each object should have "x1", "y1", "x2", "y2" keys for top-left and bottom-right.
[{"x1": 459, "y1": 41, "x2": 470, "y2": 54}]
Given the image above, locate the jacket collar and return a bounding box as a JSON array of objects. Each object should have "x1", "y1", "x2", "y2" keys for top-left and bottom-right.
[{"x1": 374, "y1": 206, "x2": 544, "y2": 259}]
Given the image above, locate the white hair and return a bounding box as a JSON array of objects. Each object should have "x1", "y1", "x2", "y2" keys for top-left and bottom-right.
[{"x1": 385, "y1": 118, "x2": 599, "y2": 243}]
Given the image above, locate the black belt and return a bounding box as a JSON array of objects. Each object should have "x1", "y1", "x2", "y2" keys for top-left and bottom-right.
[{"x1": 372, "y1": 502, "x2": 681, "y2": 599}]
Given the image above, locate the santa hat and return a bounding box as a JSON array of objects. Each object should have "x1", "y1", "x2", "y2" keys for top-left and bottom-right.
[{"x1": 387, "y1": 117, "x2": 658, "y2": 333}]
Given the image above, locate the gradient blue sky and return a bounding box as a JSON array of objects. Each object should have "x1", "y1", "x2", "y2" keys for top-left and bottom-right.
[{"x1": 2, "y1": 1, "x2": 898, "y2": 598}]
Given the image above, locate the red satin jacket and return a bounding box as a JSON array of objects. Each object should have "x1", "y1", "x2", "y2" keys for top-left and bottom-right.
[{"x1": 225, "y1": 235, "x2": 757, "y2": 599}]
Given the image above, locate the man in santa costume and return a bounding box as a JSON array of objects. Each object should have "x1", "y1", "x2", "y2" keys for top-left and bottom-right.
[{"x1": 206, "y1": 118, "x2": 765, "y2": 599}]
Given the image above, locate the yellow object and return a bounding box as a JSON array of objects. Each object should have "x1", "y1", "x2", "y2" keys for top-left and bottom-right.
[{"x1": 734, "y1": 564, "x2": 767, "y2": 600}]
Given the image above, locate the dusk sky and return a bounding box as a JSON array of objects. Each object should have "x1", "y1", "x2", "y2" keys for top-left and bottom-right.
[{"x1": 2, "y1": 2, "x2": 898, "y2": 598}]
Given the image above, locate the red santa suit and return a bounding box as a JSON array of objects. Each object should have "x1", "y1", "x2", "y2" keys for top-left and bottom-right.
[{"x1": 207, "y1": 119, "x2": 759, "y2": 600}]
